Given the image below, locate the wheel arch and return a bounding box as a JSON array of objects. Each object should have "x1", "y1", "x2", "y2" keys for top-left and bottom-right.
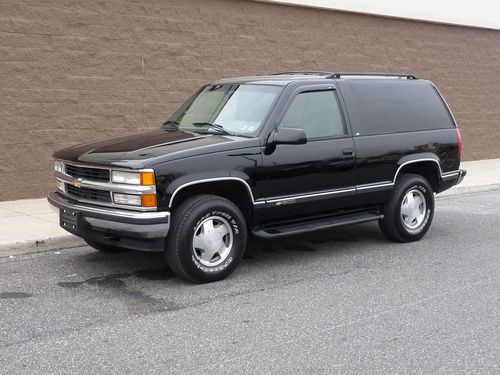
[
  {"x1": 394, "y1": 155, "x2": 442, "y2": 192},
  {"x1": 168, "y1": 177, "x2": 255, "y2": 222}
]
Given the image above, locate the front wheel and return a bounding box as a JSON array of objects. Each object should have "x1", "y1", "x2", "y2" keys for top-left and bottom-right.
[
  {"x1": 379, "y1": 173, "x2": 435, "y2": 242},
  {"x1": 165, "y1": 194, "x2": 247, "y2": 283}
]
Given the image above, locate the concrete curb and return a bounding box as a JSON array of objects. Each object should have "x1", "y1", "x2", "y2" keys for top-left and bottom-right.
[
  {"x1": 0, "y1": 235, "x2": 85, "y2": 258},
  {"x1": 437, "y1": 183, "x2": 500, "y2": 198}
]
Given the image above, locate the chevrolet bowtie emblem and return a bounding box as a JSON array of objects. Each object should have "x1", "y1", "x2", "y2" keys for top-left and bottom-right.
[{"x1": 72, "y1": 178, "x2": 83, "y2": 188}]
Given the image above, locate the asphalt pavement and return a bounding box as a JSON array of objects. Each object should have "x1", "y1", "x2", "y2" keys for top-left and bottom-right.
[{"x1": 0, "y1": 191, "x2": 499, "y2": 374}]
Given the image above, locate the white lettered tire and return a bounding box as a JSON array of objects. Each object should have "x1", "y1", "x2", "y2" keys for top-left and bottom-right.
[
  {"x1": 379, "y1": 173, "x2": 435, "y2": 242},
  {"x1": 165, "y1": 194, "x2": 247, "y2": 283}
]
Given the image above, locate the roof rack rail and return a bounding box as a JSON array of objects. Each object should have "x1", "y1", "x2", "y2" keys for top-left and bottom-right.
[
  {"x1": 328, "y1": 72, "x2": 418, "y2": 80},
  {"x1": 270, "y1": 71, "x2": 334, "y2": 76}
]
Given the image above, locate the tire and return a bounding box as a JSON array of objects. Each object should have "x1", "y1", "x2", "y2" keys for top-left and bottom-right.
[
  {"x1": 378, "y1": 173, "x2": 435, "y2": 243},
  {"x1": 84, "y1": 239, "x2": 129, "y2": 253},
  {"x1": 165, "y1": 194, "x2": 247, "y2": 283}
]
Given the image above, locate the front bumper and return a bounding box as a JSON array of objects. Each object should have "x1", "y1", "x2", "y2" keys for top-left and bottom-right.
[{"x1": 48, "y1": 192, "x2": 170, "y2": 252}]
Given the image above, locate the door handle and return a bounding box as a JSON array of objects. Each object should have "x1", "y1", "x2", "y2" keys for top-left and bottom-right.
[{"x1": 342, "y1": 148, "x2": 355, "y2": 158}]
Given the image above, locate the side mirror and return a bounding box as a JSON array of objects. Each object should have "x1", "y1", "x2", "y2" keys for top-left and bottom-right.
[{"x1": 271, "y1": 127, "x2": 307, "y2": 145}]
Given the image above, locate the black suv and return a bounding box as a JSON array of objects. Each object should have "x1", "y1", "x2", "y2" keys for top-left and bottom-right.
[{"x1": 48, "y1": 72, "x2": 466, "y2": 283}]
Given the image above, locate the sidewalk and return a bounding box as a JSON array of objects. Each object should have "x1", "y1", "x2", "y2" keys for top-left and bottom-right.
[
  {"x1": 0, "y1": 199, "x2": 84, "y2": 257},
  {"x1": 1, "y1": 158, "x2": 500, "y2": 257},
  {"x1": 438, "y1": 158, "x2": 500, "y2": 197}
]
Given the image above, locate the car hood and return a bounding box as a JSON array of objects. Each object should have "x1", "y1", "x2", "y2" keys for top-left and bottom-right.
[{"x1": 53, "y1": 129, "x2": 260, "y2": 169}]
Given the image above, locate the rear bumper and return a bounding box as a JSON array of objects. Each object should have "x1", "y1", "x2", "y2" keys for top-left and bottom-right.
[
  {"x1": 47, "y1": 192, "x2": 170, "y2": 251},
  {"x1": 455, "y1": 169, "x2": 467, "y2": 185},
  {"x1": 437, "y1": 168, "x2": 467, "y2": 194}
]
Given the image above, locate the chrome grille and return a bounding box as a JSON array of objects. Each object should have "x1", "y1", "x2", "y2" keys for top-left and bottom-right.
[
  {"x1": 55, "y1": 160, "x2": 157, "y2": 211},
  {"x1": 65, "y1": 184, "x2": 111, "y2": 203},
  {"x1": 65, "y1": 164, "x2": 110, "y2": 182}
]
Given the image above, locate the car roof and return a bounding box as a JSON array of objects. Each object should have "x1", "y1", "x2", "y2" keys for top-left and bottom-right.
[{"x1": 210, "y1": 72, "x2": 419, "y2": 86}]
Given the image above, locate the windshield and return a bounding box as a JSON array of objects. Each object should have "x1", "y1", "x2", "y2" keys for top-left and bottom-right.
[{"x1": 165, "y1": 84, "x2": 283, "y2": 136}]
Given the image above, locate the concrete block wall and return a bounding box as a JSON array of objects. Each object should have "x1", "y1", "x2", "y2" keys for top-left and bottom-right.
[{"x1": 0, "y1": 0, "x2": 499, "y2": 200}]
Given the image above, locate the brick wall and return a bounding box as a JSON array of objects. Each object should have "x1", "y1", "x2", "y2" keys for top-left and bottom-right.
[{"x1": 0, "y1": 0, "x2": 499, "y2": 200}]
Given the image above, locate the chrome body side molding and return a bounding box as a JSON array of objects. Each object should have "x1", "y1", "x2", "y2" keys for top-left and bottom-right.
[
  {"x1": 356, "y1": 181, "x2": 394, "y2": 191},
  {"x1": 167, "y1": 161, "x2": 461, "y2": 209},
  {"x1": 168, "y1": 177, "x2": 257, "y2": 208},
  {"x1": 265, "y1": 187, "x2": 356, "y2": 205}
]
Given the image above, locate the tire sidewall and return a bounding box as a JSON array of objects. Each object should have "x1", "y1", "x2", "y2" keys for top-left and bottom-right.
[
  {"x1": 173, "y1": 199, "x2": 246, "y2": 282},
  {"x1": 395, "y1": 178, "x2": 434, "y2": 241}
]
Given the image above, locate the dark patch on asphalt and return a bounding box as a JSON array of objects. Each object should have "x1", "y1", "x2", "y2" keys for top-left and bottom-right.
[
  {"x1": 134, "y1": 268, "x2": 173, "y2": 281},
  {"x1": 0, "y1": 292, "x2": 32, "y2": 299},
  {"x1": 57, "y1": 269, "x2": 173, "y2": 288},
  {"x1": 57, "y1": 270, "x2": 176, "y2": 314},
  {"x1": 58, "y1": 273, "x2": 131, "y2": 289},
  {"x1": 86, "y1": 273, "x2": 130, "y2": 288},
  {"x1": 282, "y1": 243, "x2": 317, "y2": 252}
]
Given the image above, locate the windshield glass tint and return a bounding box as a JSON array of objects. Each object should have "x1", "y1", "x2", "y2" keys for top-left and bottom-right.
[{"x1": 170, "y1": 84, "x2": 282, "y2": 135}]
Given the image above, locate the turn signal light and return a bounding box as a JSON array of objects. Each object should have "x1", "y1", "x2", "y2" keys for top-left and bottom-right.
[
  {"x1": 141, "y1": 194, "x2": 157, "y2": 207},
  {"x1": 140, "y1": 172, "x2": 156, "y2": 186}
]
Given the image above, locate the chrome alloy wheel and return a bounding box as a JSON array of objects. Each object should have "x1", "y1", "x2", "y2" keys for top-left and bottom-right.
[
  {"x1": 400, "y1": 189, "x2": 427, "y2": 229},
  {"x1": 192, "y1": 216, "x2": 233, "y2": 267}
]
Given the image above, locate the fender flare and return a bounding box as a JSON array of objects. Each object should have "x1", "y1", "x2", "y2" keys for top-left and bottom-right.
[
  {"x1": 393, "y1": 154, "x2": 442, "y2": 183},
  {"x1": 167, "y1": 176, "x2": 256, "y2": 208}
]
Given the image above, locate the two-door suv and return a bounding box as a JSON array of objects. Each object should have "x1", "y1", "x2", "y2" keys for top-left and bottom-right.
[{"x1": 49, "y1": 72, "x2": 466, "y2": 283}]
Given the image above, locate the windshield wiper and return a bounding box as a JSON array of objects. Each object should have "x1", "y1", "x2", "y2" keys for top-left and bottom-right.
[
  {"x1": 162, "y1": 120, "x2": 180, "y2": 129},
  {"x1": 192, "y1": 122, "x2": 233, "y2": 135}
]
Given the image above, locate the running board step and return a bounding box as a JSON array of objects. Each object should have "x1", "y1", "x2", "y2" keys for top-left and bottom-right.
[{"x1": 252, "y1": 211, "x2": 383, "y2": 239}]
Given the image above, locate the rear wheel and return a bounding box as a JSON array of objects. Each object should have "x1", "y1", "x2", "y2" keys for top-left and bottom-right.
[
  {"x1": 84, "y1": 239, "x2": 128, "y2": 253},
  {"x1": 165, "y1": 194, "x2": 247, "y2": 283},
  {"x1": 379, "y1": 173, "x2": 434, "y2": 242}
]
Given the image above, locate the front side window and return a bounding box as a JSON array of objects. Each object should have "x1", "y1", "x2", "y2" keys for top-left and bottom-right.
[
  {"x1": 279, "y1": 90, "x2": 345, "y2": 139},
  {"x1": 167, "y1": 84, "x2": 282, "y2": 136}
]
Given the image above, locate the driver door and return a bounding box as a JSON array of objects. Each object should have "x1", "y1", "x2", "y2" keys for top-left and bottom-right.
[{"x1": 258, "y1": 84, "x2": 356, "y2": 221}]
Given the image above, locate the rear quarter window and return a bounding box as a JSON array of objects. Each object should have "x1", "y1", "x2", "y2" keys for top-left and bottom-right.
[{"x1": 349, "y1": 80, "x2": 455, "y2": 135}]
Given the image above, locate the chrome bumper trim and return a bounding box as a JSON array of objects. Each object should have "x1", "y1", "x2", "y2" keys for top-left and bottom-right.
[
  {"x1": 441, "y1": 171, "x2": 459, "y2": 180},
  {"x1": 48, "y1": 192, "x2": 169, "y2": 224},
  {"x1": 455, "y1": 169, "x2": 467, "y2": 185}
]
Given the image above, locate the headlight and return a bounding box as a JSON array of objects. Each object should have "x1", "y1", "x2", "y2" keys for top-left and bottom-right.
[
  {"x1": 111, "y1": 171, "x2": 155, "y2": 186},
  {"x1": 113, "y1": 193, "x2": 142, "y2": 206},
  {"x1": 111, "y1": 171, "x2": 141, "y2": 185},
  {"x1": 113, "y1": 193, "x2": 157, "y2": 207},
  {"x1": 54, "y1": 161, "x2": 64, "y2": 173}
]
